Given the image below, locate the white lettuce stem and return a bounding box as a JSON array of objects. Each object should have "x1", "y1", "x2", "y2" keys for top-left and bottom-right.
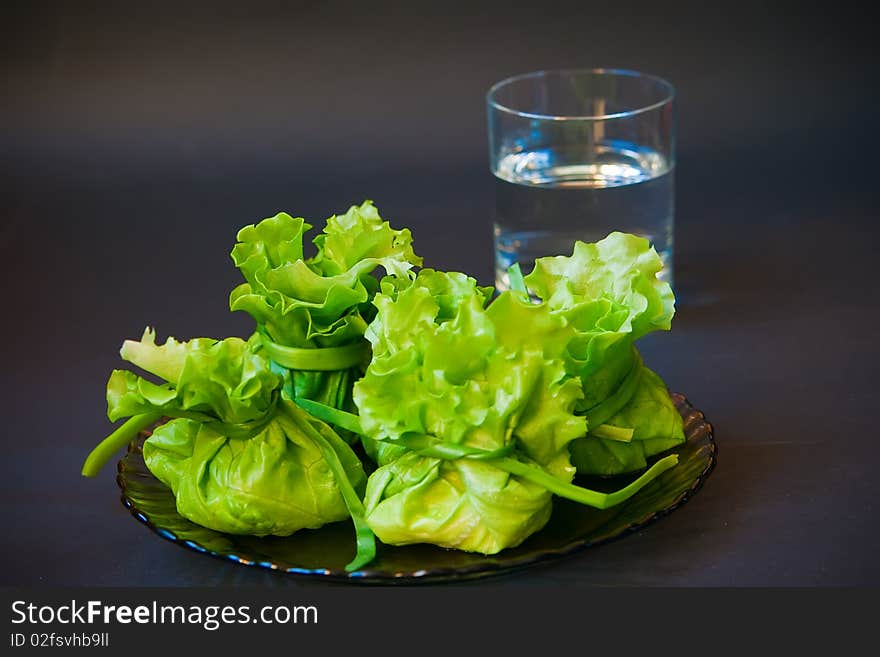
[{"x1": 591, "y1": 424, "x2": 635, "y2": 442}]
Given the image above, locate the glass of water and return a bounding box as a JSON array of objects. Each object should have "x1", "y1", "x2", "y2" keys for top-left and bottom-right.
[{"x1": 487, "y1": 68, "x2": 675, "y2": 291}]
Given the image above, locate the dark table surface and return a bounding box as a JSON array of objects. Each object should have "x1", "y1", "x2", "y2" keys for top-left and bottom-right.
[{"x1": 2, "y1": 0, "x2": 877, "y2": 588}]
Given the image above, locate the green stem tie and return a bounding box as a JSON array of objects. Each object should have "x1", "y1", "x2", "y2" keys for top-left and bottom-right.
[
  {"x1": 82, "y1": 395, "x2": 280, "y2": 477},
  {"x1": 398, "y1": 434, "x2": 515, "y2": 461},
  {"x1": 493, "y1": 454, "x2": 678, "y2": 509},
  {"x1": 294, "y1": 398, "x2": 677, "y2": 511},
  {"x1": 260, "y1": 337, "x2": 370, "y2": 371},
  {"x1": 285, "y1": 404, "x2": 376, "y2": 572},
  {"x1": 81, "y1": 412, "x2": 162, "y2": 477},
  {"x1": 295, "y1": 398, "x2": 364, "y2": 434}
]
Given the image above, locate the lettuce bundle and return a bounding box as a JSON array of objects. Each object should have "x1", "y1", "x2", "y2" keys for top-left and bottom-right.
[
  {"x1": 355, "y1": 270, "x2": 585, "y2": 552},
  {"x1": 83, "y1": 201, "x2": 687, "y2": 570},
  {"x1": 229, "y1": 201, "x2": 421, "y2": 413},
  {"x1": 302, "y1": 266, "x2": 679, "y2": 555},
  {"x1": 81, "y1": 328, "x2": 374, "y2": 569},
  {"x1": 523, "y1": 232, "x2": 685, "y2": 475}
]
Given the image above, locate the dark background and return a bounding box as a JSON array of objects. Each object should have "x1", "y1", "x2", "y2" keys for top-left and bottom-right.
[{"x1": 2, "y1": 0, "x2": 877, "y2": 587}]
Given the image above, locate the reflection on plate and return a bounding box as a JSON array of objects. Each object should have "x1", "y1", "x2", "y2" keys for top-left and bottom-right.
[{"x1": 116, "y1": 392, "x2": 715, "y2": 584}]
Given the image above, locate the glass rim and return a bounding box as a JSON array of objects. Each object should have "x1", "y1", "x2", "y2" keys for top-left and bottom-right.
[{"x1": 486, "y1": 67, "x2": 676, "y2": 121}]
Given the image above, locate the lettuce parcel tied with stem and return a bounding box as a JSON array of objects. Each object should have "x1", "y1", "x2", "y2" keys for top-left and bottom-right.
[
  {"x1": 298, "y1": 269, "x2": 678, "y2": 555},
  {"x1": 521, "y1": 231, "x2": 685, "y2": 475},
  {"x1": 81, "y1": 328, "x2": 375, "y2": 571},
  {"x1": 81, "y1": 210, "x2": 688, "y2": 569},
  {"x1": 228, "y1": 201, "x2": 421, "y2": 416}
]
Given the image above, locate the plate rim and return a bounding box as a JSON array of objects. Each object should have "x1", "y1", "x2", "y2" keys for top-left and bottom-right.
[{"x1": 116, "y1": 391, "x2": 717, "y2": 585}]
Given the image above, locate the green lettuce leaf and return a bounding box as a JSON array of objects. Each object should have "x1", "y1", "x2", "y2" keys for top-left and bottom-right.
[
  {"x1": 524, "y1": 232, "x2": 674, "y2": 336},
  {"x1": 525, "y1": 232, "x2": 674, "y2": 405},
  {"x1": 106, "y1": 327, "x2": 277, "y2": 424},
  {"x1": 230, "y1": 200, "x2": 422, "y2": 350},
  {"x1": 362, "y1": 453, "x2": 554, "y2": 554},
  {"x1": 569, "y1": 366, "x2": 685, "y2": 475},
  {"x1": 143, "y1": 408, "x2": 367, "y2": 537}
]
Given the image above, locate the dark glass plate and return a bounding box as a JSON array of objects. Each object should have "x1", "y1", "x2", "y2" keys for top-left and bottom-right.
[{"x1": 117, "y1": 392, "x2": 716, "y2": 584}]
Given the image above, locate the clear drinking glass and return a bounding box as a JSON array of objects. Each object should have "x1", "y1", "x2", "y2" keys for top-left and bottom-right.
[{"x1": 487, "y1": 68, "x2": 676, "y2": 291}]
